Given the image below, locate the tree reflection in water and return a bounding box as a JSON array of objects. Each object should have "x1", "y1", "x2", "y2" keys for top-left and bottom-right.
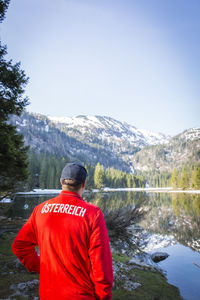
[
  {"x1": 9, "y1": 191, "x2": 200, "y2": 252},
  {"x1": 139, "y1": 192, "x2": 200, "y2": 252},
  {"x1": 85, "y1": 191, "x2": 149, "y2": 253}
]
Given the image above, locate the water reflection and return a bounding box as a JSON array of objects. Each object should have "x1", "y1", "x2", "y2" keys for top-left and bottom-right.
[
  {"x1": 172, "y1": 193, "x2": 200, "y2": 217},
  {"x1": 8, "y1": 191, "x2": 200, "y2": 252},
  {"x1": 10, "y1": 194, "x2": 58, "y2": 219},
  {"x1": 138, "y1": 192, "x2": 200, "y2": 252},
  {"x1": 156, "y1": 244, "x2": 200, "y2": 300},
  {"x1": 84, "y1": 191, "x2": 147, "y2": 212},
  {"x1": 10, "y1": 191, "x2": 148, "y2": 218}
]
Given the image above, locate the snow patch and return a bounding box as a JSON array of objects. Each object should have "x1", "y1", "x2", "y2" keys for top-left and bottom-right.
[
  {"x1": 48, "y1": 115, "x2": 170, "y2": 147},
  {"x1": 141, "y1": 234, "x2": 177, "y2": 252},
  {"x1": 0, "y1": 198, "x2": 12, "y2": 203},
  {"x1": 17, "y1": 189, "x2": 61, "y2": 195}
]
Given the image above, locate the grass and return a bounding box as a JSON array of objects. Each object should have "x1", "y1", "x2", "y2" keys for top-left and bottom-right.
[
  {"x1": 0, "y1": 220, "x2": 39, "y2": 299},
  {"x1": 112, "y1": 253, "x2": 184, "y2": 300},
  {"x1": 112, "y1": 252, "x2": 131, "y2": 264}
]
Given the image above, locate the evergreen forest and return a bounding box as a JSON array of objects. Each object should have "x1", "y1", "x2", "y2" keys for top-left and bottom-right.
[
  {"x1": 140, "y1": 164, "x2": 200, "y2": 190},
  {"x1": 26, "y1": 151, "x2": 200, "y2": 191},
  {"x1": 26, "y1": 151, "x2": 146, "y2": 191}
]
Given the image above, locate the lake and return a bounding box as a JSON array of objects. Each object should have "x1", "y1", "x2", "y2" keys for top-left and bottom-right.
[{"x1": 6, "y1": 190, "x2": 200, "y2": 300}]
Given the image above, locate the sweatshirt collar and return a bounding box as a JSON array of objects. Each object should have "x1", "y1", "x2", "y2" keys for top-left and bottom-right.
[{"x1": 60, "y1": 190, "x2": 83, "y2": 200}]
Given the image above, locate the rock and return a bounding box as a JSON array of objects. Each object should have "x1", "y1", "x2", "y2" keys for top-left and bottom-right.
[
  {"x1": 131, "y1": 273, "x2": 136, "y2": 281},
  {"x1": 10, "y1": 279, "x2": 39, "y2": 293},
  {"x1": 124, "y1": 280, "x2": 141, "y2": 291},
  {"x1": 151, "y1": 252, "x2": 169, "y2": 263},
  {"x1": 129, "y1": 257, "x2": 149, "y2": 267},
  {"x1": 17, "y1": 282, "x2": 27, "y2": 290},
  {"x1": 129, "y1": 253, "x2": 155, "y2": 268},
  {"x1": 15, "y1": 258, "x2": 26, "y2": 270},
  {"x1": 27, "y1": 279, "x2": 39, "y2": 288}
]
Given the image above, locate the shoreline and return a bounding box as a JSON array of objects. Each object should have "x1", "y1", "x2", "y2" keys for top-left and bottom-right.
[
  {"x1": 1, "y1": 187, "x2": 199, "y2": 203},
  {"x1": 17, "y1": 187, "x2": 200, "y2": 194},
  {"x1": 102, "y1": 187, "x2": 200, "y2": 194}
]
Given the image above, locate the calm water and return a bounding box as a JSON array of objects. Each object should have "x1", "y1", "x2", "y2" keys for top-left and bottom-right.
[
  {"x1": 8, "y1": 191, "x2": 200, "y2": 300},
  {"x1": 157, "y1": 244, "x2": 200, "y2": 300}
]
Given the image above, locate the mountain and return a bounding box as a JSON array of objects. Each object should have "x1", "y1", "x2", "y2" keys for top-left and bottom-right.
[
  {"x1": 10, "y1": 111, "x2": 199, "y2": 174},
  {"x1": 131, "y1": 127, "x2": 200, "y2": 172},
  {"x1": 47, "y1": 115, "x2": 170, "y2": 172},
  {"x1": 10, "y1": 112, "x2": 129, "y2": 171},
  {"x1": 10, "y1": 112, "x2": 169, "y2": 172},
  {"x1": 48, "y1": 115, "x2": 169, "y2": 148}
]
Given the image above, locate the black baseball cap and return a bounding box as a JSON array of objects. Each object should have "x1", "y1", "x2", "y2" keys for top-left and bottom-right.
[{"x1": 60, "y1": 163, "x2": 88, "y2": 184}]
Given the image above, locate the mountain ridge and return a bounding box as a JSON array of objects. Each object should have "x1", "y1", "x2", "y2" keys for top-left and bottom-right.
[
  {"x1": 10, "y1": 111, "x2": 200, "y2": 174},
  {"x1": 132, "y1": 127, "x2": 200, "y2": 172},
  {"x1": 48, "y1": 114, "x2": 170, "y2": 147}
]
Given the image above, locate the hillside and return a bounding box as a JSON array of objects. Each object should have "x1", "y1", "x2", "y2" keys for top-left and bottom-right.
[
  {"x1": 48, "y1": 115, "x2": 169, "y2": 149},
  {"x1": 10, "y1": 112, "x2": 169, "y2": 172},
  {"x1": 132, "y1": 128, "x2": 200, "y2": 172},
  {"x1": 10, "y1": 112, "x2": 129, "y2": 171},
  {"x1": 10, "y1": 112, "x2": 199, "y2": 177}
]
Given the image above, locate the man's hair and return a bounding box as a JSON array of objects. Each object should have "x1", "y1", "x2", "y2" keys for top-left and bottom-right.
[{"x1": 61, "y1": 179, "x2": 83, "y2": 192}]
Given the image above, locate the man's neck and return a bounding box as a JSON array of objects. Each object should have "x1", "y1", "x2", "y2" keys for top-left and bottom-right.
[{"x1": 62, "y1": 187, "x2": 83, "y2": 196}]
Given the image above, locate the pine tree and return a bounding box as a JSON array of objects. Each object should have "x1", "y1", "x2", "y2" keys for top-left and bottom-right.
[
  {"x1": 0, "y1": 0, "x2": 9, "y2": 22},
  {"x1": 55, "y1": 158, "x2": 65, "y2": 189},
  {"x1": 47, "y1": 158, "x2": 56, "y2": 189},
  {"x1": 85, "y1": 163, "x2": 95, "y2": 189},
  {"x1": 0, "y1": 0, "x2": 29, "y2": 198},
  {"x1": 39, "y1": 157, "x2": 48, "y2": 189},
  {"x1": 94, "y1": 163, "x2": 104, "y2": 189},
  {"x1": 126, "y1": 174, "x2": 132, "y2": 188},
  {"x1": 179, "y1": 170, "x2": 189, "y2": 190},
  {"x1": 171, "y1": 168, "x2": 179, "y2": 188},
  {"x1": 191, "y1": 167, "x2": 200, "y2": 189},
  {"x1": 27, "y1": 152, "x2": 37, "y2": 190}
]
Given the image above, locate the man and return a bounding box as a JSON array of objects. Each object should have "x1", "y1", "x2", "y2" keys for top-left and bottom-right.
[{"x1": 12, "y1": 162, "x2": 113, "y2": 299}]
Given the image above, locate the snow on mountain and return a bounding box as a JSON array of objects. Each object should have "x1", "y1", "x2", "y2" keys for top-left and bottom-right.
[
  {"x1": 10, "y1": 112, "x2": 199, "y2": 173},
  {"x1": 139, "y1": 128, "x2": 169, "y2": 145},
  {"x1": 48, "y1": 115, "x2": 170, "y2": 147},
  {"x1": 10, "y1": 112, "x2": 131, "y2": 172},
  {"x1": 131, "y1": 126, "x2": 200, "y2": 173},
  {"x1": 176, "y1": 127, "x2": 200, "y2": 142}
]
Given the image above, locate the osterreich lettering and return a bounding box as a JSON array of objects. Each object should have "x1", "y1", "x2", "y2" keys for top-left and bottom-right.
[{"x1": 41, "y1": 203, "x2": 87, "y2": 217}]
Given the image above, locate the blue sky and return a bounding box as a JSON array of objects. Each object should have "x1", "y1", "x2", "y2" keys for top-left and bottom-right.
[{"x1": 1, "y1": 0, "x2": 200, "y2": 135}]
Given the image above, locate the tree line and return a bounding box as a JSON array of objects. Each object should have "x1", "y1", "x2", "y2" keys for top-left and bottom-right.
[
  {"x1": 26, "y1": 152, "x2": 146, "y2": 190},
  {"x1": 137, "y1": 165, "x2": 200, "y2": 190},
  {"x1": 137, "y1": 170, "x2": 171, "y2": 188},
  {"x1": 88, "y1": 162, "x2": 145, "y2": 189},
  {"x1": 171, "y1": 166, "x2": 200, "y2": 189}
]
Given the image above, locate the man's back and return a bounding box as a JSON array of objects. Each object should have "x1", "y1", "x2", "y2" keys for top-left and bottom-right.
[{"x1": 12, "y1": 191, "x2": 113, "y2": 299}]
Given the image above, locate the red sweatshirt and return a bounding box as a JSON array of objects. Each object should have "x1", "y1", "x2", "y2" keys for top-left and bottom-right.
[{"x1": 12, "y1": 191, "x2": 113, "y2": 299}]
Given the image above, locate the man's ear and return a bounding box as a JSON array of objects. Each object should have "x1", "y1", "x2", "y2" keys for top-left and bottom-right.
[{"x1": 82, "y1": 181, "x2": 86, "y2": 189}]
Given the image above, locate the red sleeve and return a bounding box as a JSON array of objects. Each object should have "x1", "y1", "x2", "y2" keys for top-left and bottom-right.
[
  {"x1": 12, "y1": 209, "x2": 40, "y2": 274},
  {"x1": 88, "y1": 209, "x2": 113, "y2": 300}
]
